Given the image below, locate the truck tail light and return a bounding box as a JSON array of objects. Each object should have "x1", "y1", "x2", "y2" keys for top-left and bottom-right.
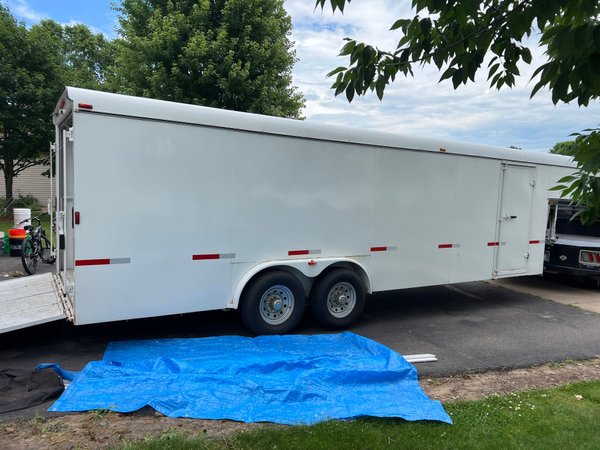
[{"x1": 579, "y1": 250, "x2": 600, "y2": 266}]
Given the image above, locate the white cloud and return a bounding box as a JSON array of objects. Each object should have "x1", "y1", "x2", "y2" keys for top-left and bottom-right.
[
  {"x1": 287, "y1": 0, "x2": 600, "y2": 152},
  {"x1": 4, "y1": 0, "x2": 116, "y2": 37},
  {"x1": 5, "y1": 0, "x2": 46, "y2": 21}
]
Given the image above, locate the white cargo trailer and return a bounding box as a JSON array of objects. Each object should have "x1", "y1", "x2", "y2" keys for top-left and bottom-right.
[{"x1": 1, "y1": 87, "x2": 576, "y2": 335}]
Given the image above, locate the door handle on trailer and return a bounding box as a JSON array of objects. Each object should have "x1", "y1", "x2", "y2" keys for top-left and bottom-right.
[{"x1": 510, "y1": 215, "x2": 517, "y2": 219}]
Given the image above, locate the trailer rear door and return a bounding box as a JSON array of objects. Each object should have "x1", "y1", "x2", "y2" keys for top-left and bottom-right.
[
  {"x1": 494, "y1": 164, "x2": 536, "y2": 276},
  {"x1": 55, "y1": 124, "x2": 75, "y2": 300}
]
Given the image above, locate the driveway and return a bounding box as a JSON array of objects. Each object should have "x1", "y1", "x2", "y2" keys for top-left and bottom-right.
[
  {"x1": 0, "y1": 253, "x2": 54, "y2": 279},
  {"x1": 1, "y1": 274, "x2": 599, "y2": 422}
]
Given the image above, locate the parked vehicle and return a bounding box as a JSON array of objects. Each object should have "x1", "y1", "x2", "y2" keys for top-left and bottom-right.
[
  {"x1": 0, "y1": 87, "x2": 576, "y2": 335},
  {"x1": 544, "y1": 199, "x2": 600, "y2": 281},
  {"x1": 20, "y1": 214, "x2": 56, "y2": 275}
]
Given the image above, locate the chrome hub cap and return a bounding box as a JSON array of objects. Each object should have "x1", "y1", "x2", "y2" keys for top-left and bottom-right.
[
  {"x1": 327, "y1": 282, "x2": 356, "y2": 318},
  {"x1": 260, "y1": 285, "x2": 295, "y2": 325}
]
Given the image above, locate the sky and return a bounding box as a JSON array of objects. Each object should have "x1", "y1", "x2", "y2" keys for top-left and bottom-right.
[{"x1": 3, "y1": 0, "x2": 598, "y2": 152}]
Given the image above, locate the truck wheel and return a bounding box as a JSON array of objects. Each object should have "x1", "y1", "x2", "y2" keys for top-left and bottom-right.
[
  {"x1": 310, "y1": 268, "x2": 366, "y2": 329},
  {"x1": 240, "y1": 270, "x2": 306, "y2": 335}
]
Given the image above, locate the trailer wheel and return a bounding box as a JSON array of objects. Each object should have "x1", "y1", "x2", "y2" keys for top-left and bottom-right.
[
  {"x1": 240, "y1": 270, "x2": 306, "y2": 335},
  {"x1": 310, "y1": 269, "x2": 366, "y2": 329}
]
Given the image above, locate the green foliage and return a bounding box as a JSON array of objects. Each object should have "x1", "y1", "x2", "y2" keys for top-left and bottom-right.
[
  {"x1": 0, "y1": 5, "x2": 114, "y2": 213},
  {"x1": 25, "y1": 20, "x2": 115, "y2": 93},
  {"x1": 316, "y1": 0, "x2": 600, "y2": 106},
  {"x1": 316, "y1": 0, "x2": 600, "y2": 223},
  {"x1": 11, "y1": 194, "x2": 42, "y2": 211},
  {"x1": 0, "y1": 5, "x2": 63, "y2": 184},
  {"x1": 550, "y1": 140, "x2": 576, "y2": 155},
  {"x1": 0, "y1": 194, "x2": 41, "y2": 214},
  {"x1": 113, "y1": 0, "x2": 304, "y2": 118},
  {"x1": 550, "y1": 128, "x2": 600, "y2": 224},
  {"x1": 123, "y1": 380, "x2": 600, "y2": 450}
]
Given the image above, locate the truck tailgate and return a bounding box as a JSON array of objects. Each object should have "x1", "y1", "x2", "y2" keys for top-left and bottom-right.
[{"x1": 0, "y1": 273, "x2": 66, "y2": 334}]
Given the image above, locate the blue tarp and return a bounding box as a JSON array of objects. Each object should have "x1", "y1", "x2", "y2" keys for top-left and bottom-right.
[{"x1": 46, "y1": 332, "x2": 452, "y2": 425}]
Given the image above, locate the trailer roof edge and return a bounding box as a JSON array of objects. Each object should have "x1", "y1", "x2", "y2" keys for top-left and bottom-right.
[{"x1": 62, "y1": 86, "x2": 575, "y2": 169}]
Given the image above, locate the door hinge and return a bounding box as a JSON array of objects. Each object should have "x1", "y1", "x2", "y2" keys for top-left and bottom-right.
[
  {"x1": 530, "y1": 180, "x2": 536, "y2": 187},
  {"x1": 50, "y1": 142, "x2": 56, "y2": 152},
  {"x1": 65, "y1": 128, "x2": 74, "y2": 142}
]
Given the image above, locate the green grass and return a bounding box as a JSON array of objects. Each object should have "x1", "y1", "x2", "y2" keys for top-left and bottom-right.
[{"x1": 122, "y1": 380, "x2": 600, "y2": 450}]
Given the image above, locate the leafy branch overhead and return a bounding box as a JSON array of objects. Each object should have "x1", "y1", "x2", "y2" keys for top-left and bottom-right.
[
  {"x1": 316, "y1": 0, "x2": 600, "y2": 222},
  {"x1": 316, "y1": 0, "x2": 599, "y2": 104}
]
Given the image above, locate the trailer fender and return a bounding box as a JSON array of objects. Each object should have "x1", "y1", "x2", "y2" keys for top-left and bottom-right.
[{"x1": 229, "y1": 258, "x2": 372, "y2": 309}]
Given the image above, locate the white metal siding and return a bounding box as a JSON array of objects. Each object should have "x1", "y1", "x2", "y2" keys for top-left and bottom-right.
[{"x1": 52, "y1": 87, "x2": 577, "y2": 326}]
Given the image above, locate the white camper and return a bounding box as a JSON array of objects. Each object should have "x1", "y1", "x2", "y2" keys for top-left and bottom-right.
[{"x1": 1, "y1": 87, "x2": 575, "y2": 334}]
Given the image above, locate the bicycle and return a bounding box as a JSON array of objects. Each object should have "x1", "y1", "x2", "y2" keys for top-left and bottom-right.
[{"x1": 19, "y1": 213, "x2": 56, "y2": 275}]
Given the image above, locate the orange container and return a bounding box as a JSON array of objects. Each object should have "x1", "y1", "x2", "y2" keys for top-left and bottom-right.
[
  {"x1": 9, "y1": 228, "x2": 27, "y2": 238},
  {"x1": 9, "y1": 228, "x2": 27, "y2": 256}
]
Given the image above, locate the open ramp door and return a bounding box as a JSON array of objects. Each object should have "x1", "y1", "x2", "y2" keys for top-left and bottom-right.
[{"x1": 0, "y1": 273, "x2": 66, "y2": 334}]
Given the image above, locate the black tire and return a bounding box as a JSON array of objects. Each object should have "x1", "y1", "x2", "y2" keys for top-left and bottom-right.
[
  {"x1": 21, "y1": 238, "x2": 38, "y2": 275},
  {"x1": 240, "y1": 270, "x2": 306, "y2": 335},
  {"x1": 310, "y1": 268, "x2": 366, "y2": 329}
]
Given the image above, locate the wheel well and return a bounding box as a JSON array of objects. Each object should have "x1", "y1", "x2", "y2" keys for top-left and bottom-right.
[
  {"x1": 316, "y1": 262, "x2": 372, "y2": 294},
  {"x1": 239, "y1": 266, "x2": 312, "y2": 302}
]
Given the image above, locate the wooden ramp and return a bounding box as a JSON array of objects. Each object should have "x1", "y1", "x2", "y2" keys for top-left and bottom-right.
[{"x1": 0, "y1": 273, "x2": 65, "y2": 334}]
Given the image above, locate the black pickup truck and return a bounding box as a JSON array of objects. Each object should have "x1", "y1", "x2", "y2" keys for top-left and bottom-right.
[{"x1": 544, "y1": 199, "x2": 600, "y2": 279}]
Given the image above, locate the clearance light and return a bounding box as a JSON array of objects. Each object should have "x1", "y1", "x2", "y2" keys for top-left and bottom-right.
[{"x1": 78, "y1": 103, "x2": 93, "y2": 110}]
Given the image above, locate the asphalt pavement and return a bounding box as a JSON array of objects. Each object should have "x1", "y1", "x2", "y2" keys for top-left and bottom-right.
[
  {"x1": 1, "y1": 266, "x2": 600, "y2": 422},
  {"x1": 0, "y1": 252, "x2": 54, "y2": 279}
]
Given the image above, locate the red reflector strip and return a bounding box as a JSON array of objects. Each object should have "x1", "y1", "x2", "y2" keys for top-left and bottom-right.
[
  {"x1": 487, "y1": 242, "x2": 500, "y2": 247},
  {"x1": 193, "y1": 253, "x2": 219, "y2": 260},
  {"x1": 78, "y1": 103, "x2": 93, "y2": 110},
  {"x1": 75, "y1": 258, "x2": 110, "y2": 266},
  {"x1": 529, "y1": 240, "x2": 541, "y2": 244},
  {"x1": 370, "y1": 246, "x2": 398, "y2": 252},
  {"x1": 288, "y1": 249, "x2": 321, "y2": 256},
  {"x1": 76, "y1": 257, "x2": 131, "y2": 266},
  {"x1": 371, "y1": 246, "x2": 387, "y2": 252},
  {"x1": 438, "y1": 244, "x2": 453, "y2": 249},
  {"x1": 192, "y1": 253, "x2": 235, "y2": 260}
]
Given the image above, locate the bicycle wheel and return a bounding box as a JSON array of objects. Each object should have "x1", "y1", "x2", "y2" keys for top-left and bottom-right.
[{"x1": 21, "y1": 238, "x2": 38, "y2": 275}]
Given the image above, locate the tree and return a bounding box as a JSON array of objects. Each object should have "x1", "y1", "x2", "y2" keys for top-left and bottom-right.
[
  {"x1": 550, "y1": 140, "x2": 576, "y2": 155},
  {"x1": 0, "y1": 6, "x2": 62, "y2": 214},
  {"x1": 0, "y1": 5, "x2": 114, "y2": 214},
  {"x1": 315, "y1": 0, "x2": 600, "y2": 222},
  {"x1": 113, "y1": 0, "x2": 304, "y2": 118}
]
